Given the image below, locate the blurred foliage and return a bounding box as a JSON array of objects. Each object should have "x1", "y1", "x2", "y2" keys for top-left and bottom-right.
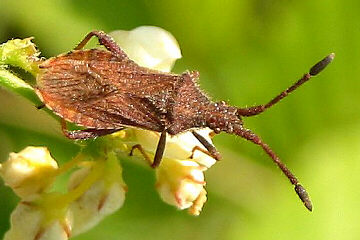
[{"x1": 0, "y1": 0, "x2": 359, "y2": 239}]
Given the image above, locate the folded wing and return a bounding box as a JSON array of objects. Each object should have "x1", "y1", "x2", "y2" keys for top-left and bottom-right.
[{"x1": 36, "y1": 49, "x2": 181, "y2": 131}]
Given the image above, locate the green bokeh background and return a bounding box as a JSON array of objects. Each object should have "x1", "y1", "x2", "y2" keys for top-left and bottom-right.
[{"x1": 0, "y1": 0, "x2": 359, "y2": 239}]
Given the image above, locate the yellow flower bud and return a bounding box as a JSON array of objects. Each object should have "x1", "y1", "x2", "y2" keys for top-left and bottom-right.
[{"x1": 0, "y1": 147, "x2": 58, "y2": 198}]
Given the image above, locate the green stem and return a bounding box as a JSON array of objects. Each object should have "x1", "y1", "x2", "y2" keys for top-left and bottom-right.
[{"x1": 0, "y1": 68, "x2": 41, "y2": 105}]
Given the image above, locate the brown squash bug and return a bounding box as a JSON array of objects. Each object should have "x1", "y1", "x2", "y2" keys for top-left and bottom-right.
[{"x1": 35, "y1": 31, "x2": 334, "y2": 211}]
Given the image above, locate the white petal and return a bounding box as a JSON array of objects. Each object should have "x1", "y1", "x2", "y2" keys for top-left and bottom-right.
[
  {"x1": 155, "y1": 158, "x2": 206, "y2": 211},
  {"x1": 4, "y1": 203, "x2": 42, "y2": 240},
  {"x1": 110, "y1": 26, "x2": 181, "y2": 72},
  {"x1": 4, "y1": 202, "x2": 72, "y2": 240},
  {"x1": 68, "y1": 166, "x2": 126, "y2": 236}
]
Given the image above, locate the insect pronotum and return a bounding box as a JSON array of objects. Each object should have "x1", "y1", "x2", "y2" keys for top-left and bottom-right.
[{"x1": 35, "y1": 31, "x2": 334, "y2": 211}]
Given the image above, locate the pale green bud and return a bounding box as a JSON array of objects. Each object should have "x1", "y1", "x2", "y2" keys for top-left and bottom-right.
[{"x1": 0, "y1": 147, "x2": 58, "y2": 198}]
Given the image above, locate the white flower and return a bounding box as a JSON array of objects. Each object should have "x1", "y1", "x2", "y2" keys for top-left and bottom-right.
[
  {"x1": 67, "y1": 152, "x2": 127, "y2": 236},
  {"x1": 4, "y1": 195, "x2": 73, "y2": 240},
  {"x1": 155, "y1": 158, "x2": 208, "y2": 215},
  {"x1": 110, "y1": 26, "x2": 182, "y2": 72},
  {"x1": 0, "y1": 146, "x2": 58, "y2": 198}
]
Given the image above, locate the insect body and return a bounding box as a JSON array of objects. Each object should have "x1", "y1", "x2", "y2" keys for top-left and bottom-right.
[{"x1": 36, "y1": 31, "x2": 334, "y2": 211}]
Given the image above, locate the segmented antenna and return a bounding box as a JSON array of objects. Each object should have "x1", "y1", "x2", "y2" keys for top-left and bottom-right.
[
  {"x1": 237, "y1": 53, "x2": 335, "y2": 117},
  {"x1": 235, "y1": 53, "x2": 335, "y2": 211}
]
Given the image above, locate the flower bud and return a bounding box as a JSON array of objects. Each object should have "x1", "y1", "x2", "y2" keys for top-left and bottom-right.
[
  {"x1": 4, "y1": 197, "x2": 72, "y2": 240},
  {"x1": 110, "y1": 26, "x2": 182, "y2": 72},
  {"x1": 155, "y1": 158, "x2": 208, "y2": 215},
  {"x1": 67, "y1": 153, "x2": 127, "y2": 236},
  {"x1": 0, "y1": 37, "x2": 40, "y2": 75},
  {"x1": 0, "y1": 147, "x2": 58, "y2": 198}
]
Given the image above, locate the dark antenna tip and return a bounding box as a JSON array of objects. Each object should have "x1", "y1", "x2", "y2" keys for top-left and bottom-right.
[
  {"x1": 309, "y1": 53, "x2": 335, "y2": 76},
  {"x1": 294, "y1": 184, "x2": 313, "y2": 212}
]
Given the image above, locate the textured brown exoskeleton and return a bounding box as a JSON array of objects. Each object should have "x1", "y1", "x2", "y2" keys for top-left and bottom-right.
[{"x1": 36, "y1": 31, "x2": 335, "y2": 211}]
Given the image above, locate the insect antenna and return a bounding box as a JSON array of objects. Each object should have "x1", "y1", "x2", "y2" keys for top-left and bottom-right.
[
  {"x1": 233, "y1": 126, "x2": 312, "y2": 211},
  {"x1": 237, "y1": 53, "x2": 335, "y2": 117}
]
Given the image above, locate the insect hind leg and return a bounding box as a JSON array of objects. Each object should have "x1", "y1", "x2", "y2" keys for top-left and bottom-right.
[
  {"x1": 130, "y1": 132, "x2": 168, "y2": 169},
  {"x1": 61, "y1": 119, "x2": 123, "y2": 140},
  {"x1": 151, "y1": 131, "x2": 167, "y2": 168},
  {"x1": 129, "y1": 144, "x2": 153, "y2": 166},
  {"x1": 74, "y1": 31, "x2": 128, "y2": 59}
]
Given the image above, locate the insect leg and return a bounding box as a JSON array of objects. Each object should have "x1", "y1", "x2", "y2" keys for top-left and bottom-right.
[
  {"x1": 61, "y1": 119, "x2": 123, "y2": 140},
  {"x1": 237, "y1": 53, "x2": 335, "y2": 117},
  {"x1": 129, "y1": 144, "x2": 153, "y2": 166},
  {"x1": 233, "y1": 126, "x2": 312, "y2": 211},
  {"x1": 74, "y1": 31, "x2": 128, "y2": 59},
  {"x1": 36, "y1": 103, "x2": 45, "y2": 109},
  {"x1": 151, "y1": 131, "x2": 167, "y2": 168},
  {"x1": 189, "y1": 146, "x2": 221, "y2": 161},
  {"x1": 191, "y1": 131, "x2": 221, "y2": 160}
]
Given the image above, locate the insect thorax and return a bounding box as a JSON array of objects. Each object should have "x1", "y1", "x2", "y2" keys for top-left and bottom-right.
[{"x1": 204, "y1": 101, "x2": 243, "y2": 134}]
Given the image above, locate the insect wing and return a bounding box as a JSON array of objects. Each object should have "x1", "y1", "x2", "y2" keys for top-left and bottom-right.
[{"x1": 36, "y1": 49, "x2": 179, "y2": 131}]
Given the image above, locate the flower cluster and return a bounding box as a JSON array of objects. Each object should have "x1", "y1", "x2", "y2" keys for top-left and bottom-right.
[
  {"x1": 0, "y1": 146, "x2": 127, "y2": 240},
  {"x1": 0, "y1": 26, "x2": 219, "y2": 239},
  {"x1": 113, "y1": 127, "x2": 216, "y2": 215}
]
